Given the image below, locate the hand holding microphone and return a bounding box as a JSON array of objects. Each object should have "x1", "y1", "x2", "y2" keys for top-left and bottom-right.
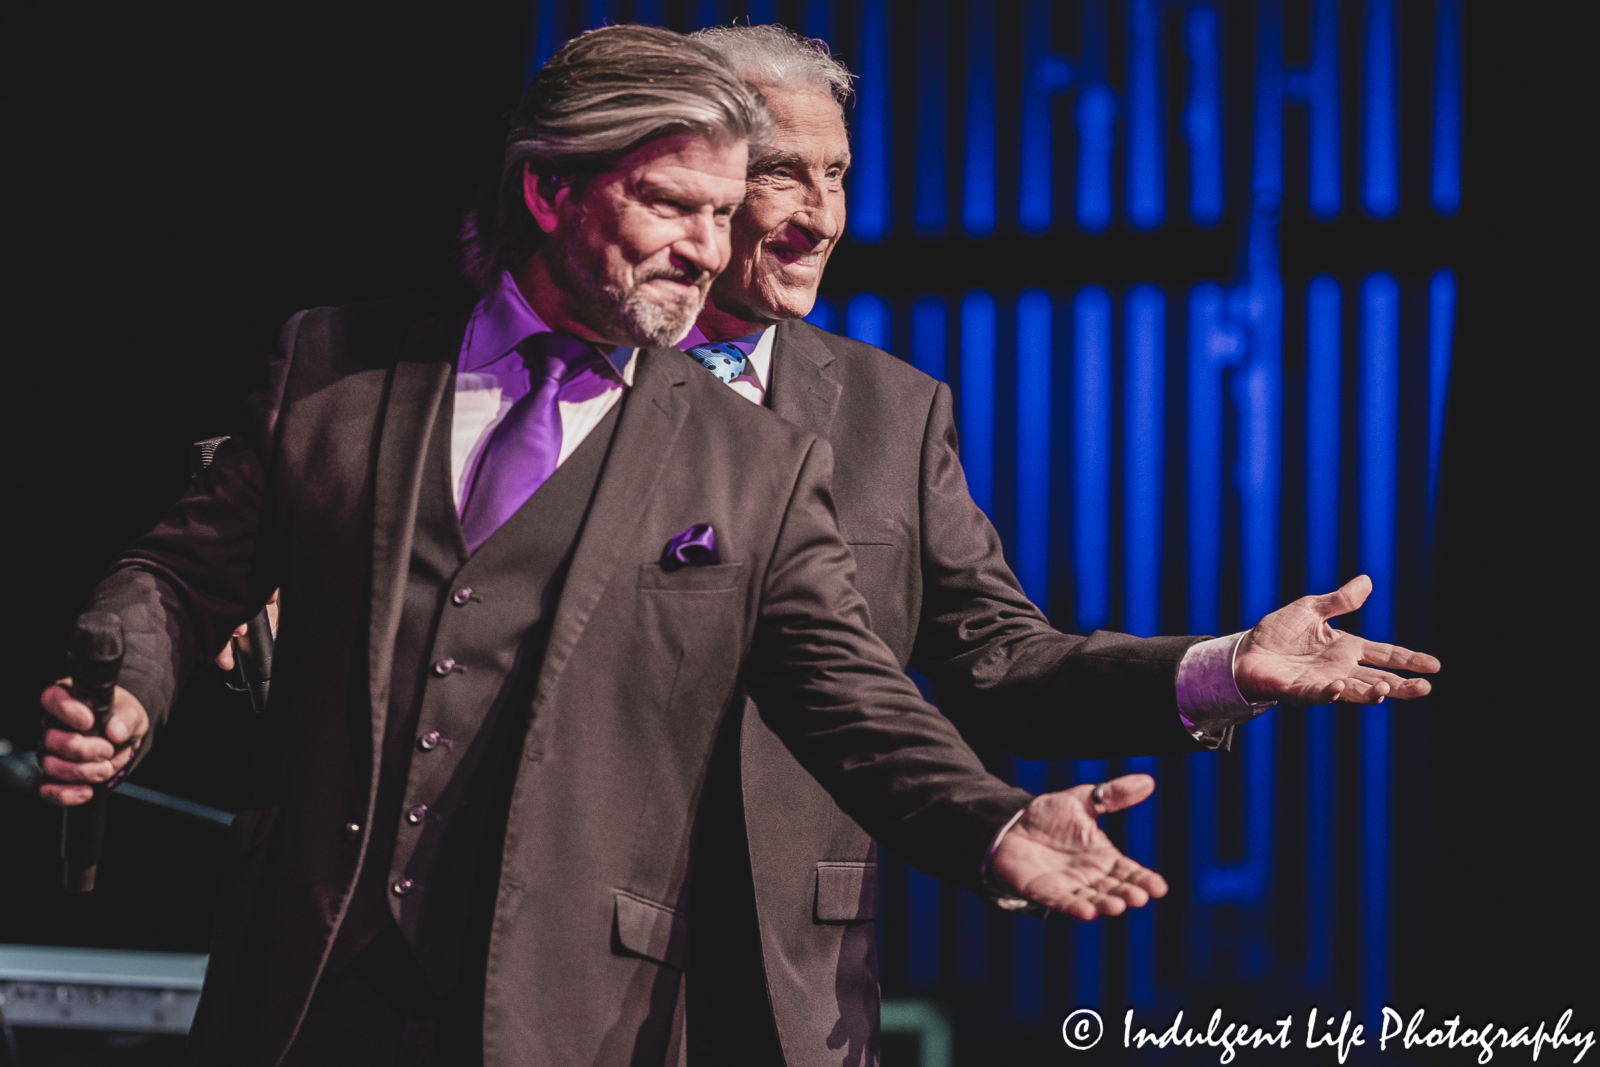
[{"x1": 39, "y1": 614, "x2": 150, "y2": 890}]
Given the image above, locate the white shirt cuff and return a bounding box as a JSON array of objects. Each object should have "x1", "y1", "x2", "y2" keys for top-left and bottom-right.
[{"x1": 1176, "y1": 632, "x2": 1277, "y2": 742}]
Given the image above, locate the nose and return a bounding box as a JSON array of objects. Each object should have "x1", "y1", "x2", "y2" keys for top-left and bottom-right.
[
  {"x1": 791, "y1": 182, "x2": 843, "y2": 247},
  {"x1": 673, "y1": 210, "x2": 727, "y2": 277}
]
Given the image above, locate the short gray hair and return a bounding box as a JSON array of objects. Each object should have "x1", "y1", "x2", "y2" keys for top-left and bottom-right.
[
  {"x1": 462, "y1": 24, "x2": 773, "y2": 290},
  {"x1": 689, "y1": 24, "x2": 854, "y2": 113}
]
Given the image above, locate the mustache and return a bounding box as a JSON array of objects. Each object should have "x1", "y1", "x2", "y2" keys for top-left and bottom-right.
[{"x1": 635, "y1": 261, "x2": 707, "y2": 288}]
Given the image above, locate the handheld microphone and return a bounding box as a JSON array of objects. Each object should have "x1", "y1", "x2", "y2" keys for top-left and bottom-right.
[
  {"x1": 235, "y1": 610, "x2": 273, "y2": 713},
  {"x1": 61, "y1": 611, "x2": 125, "y2": 893}
]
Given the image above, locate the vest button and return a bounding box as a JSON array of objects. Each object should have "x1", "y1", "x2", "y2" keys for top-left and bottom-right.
[
  {"x1": 391, "y1": 879, "x2": 414, "y2": 897},
  {"x1": 406, "y1": 804, "x2": 428, "y2": 825},
  {"x1": 451, "y1": 587, "x2": 473, "y2": 606},
  {"x1": 432, "y1": 657, "x2": 456, "y2": 677},
  {"x1": 418, "y1": 730, "x2": 441, "y2": 751},
  {"x1": 341, "y1": 821, "x2": 362, "y2": 842}
]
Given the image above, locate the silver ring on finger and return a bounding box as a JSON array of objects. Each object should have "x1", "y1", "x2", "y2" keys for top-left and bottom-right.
[{"x1": 1091, "y1": 781, "x2": 1110, "y2": 814}]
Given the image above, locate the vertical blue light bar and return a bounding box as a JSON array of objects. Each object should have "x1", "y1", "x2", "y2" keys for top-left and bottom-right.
[
  {"x1": 1126, "y1": 0, "x2": 1165, "y2": 230},
  {"x1": 1306, "y1": 277, "x2": 1342, "y2": 594},
  {"x1": 846, "y1": 293, "x2": 890, "y2": 350},
  {"x1": 586, "y1": 0, "x2": 613, "y2": 31},
  {"x1": 745, "y1": 0, "x2": 775, "y2": 25},
  {"x1": 634, "y1": 0, "x2": 665, "y2": 25},
  {"x1": 805, "y1": 296, "x2": 838, "y2": 333},
  {"x1": 1077, "y1": 1, "x2": 1115, "y2": 233},
  {"x1": 852, "y1": 0, "x2": 891, "y2": 241},
  {"x1": 524, "y1": 0, "x2": 561, "y2": 85},
  {"x1": 960, "y1": 292, "x2": 997, "y2": 515},
  {"x1": 963, "y1": 1, "x2": 998, "y2": 236},
  {"x1": 1251, "y1": 0, "x2": 1284, "y2": 219},
  {"x1": 1363, "y1": 0, "x2": 1399, "y2": 218},
  {"x1": 1123, "y1": 286, "x2": 1165, "y2": 638},
  {"x1": 1183, "y1": 5, "x2": 1224, "y2": 226},
  {"x1": 906, "y1": 868, "x2": 941, "y2": 986},
  {"x1": 1122, "y1": 285, "x2": 1164, "y2": 1006},
  {"x1": 914, "y1": 0, "x2": 948, "y2": 234},
  {"x1": 1073, "y1": 288, "x2": 1113, "y2": 631},
  {"x1": 1020, "y1": 0, "x2": 1074, "y2": 233},
  {"x1": 912, "y1": 296, "x2": 948, "y2": 381},
  {"x1": 1015, "y1": 289, "x2": 1053, "y2": 607},
  {"x1": 1427, "y1": 269, "x2": 1456, "y2": 542},
  {"x1": 804, "y1": 0, "x2": 832, "y2": 46},
  {"x1": 1308, "y1": 0, "x2": 1342, "y2": 219},
  {"x1": 1305, "y1": 275, "x2": 1341, "y2": 987},
  {"x1": 1186, "y1": 283, "x2": 1229, "y2": 634},
  {"x1": 1358, "y1": 271, "x2": 1399, "y2": 1025},
  {"x1": 1432, "y1": 0, "x2": 1462, "y2": 214}
]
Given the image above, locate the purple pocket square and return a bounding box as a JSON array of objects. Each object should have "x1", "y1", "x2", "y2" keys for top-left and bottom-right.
[{"x1": 661, "y1": 523, "x2": 719, "y2": 570}]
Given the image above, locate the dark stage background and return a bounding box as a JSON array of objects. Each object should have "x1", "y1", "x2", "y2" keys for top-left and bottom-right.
[{"x1": 1, "y1": 2, "x2": 1590, "y2": 1064}]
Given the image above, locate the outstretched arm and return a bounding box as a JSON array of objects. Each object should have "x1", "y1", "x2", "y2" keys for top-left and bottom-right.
[{"x1": 1235, "y1": 574, "x2": 1440, "y2": 705}]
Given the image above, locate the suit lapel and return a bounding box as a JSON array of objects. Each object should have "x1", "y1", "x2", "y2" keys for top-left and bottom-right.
[
  {"x1": 366, "y1": 312, "x2": 459, "y2": 788},
  {"x1": 769, "y1": 320, "x2": 843, "y2": 439},
  {"x1": 530, "y1": 347, "x2": 691, "y2": 716}
]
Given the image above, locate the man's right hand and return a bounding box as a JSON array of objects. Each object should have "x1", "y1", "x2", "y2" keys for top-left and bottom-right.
[
  {"x1": 38, "y1": 682, "x2": 149, "y2": 807},
  {"x1": 215, "y1": 589, "x2": 280, "y2": 672}
]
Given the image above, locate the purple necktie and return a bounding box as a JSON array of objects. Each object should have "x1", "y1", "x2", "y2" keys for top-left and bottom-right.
[{"x1": 460, "y1": 332, "x2": 595, "y2": 553}]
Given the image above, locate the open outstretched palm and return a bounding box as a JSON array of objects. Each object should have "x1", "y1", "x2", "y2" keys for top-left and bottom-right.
[
  {"x1": 991, "y1": 775, "x2": 1168, "y2": 920},
  {"x1": 1234, "y1": 574, "x2": 1440, "y2": 705}
]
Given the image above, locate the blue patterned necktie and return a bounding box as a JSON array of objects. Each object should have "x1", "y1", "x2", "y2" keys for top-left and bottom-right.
[{"x1": 685, "y1": 341, "x2": 749, "y2": 385}]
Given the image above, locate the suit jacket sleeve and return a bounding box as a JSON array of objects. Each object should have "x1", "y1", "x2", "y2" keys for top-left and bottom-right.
[
  {"x1": 85, "y1": 312, "x2": 301, "y2": 730},
  {"x1": 745, "y1": 436, "x2": 1032, "y2": 892},
  {"x1": 909, "y1": 380, "x2": 1213, "y2": 760}
]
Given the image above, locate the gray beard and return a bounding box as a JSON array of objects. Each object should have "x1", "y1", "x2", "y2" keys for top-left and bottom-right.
[{"x1": 551, "y1": 233, "x2": 703, "y2": 348}]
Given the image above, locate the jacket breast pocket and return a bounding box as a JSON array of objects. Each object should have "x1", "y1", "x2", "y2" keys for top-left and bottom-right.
[
  {"x1": 637, "y1": 561, "x2": 745, "y2": 592},
  {"x1": 814, "y1": 861, "x2": 879, "y2": 924}
]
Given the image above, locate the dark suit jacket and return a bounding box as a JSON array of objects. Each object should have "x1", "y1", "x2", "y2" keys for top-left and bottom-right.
[
  {"x1": 88, "y1": 299, "x2": 1032, "y2": 1067},
  {"x1": 734, "y1": 320, "x2": 1217, "y2": 1065}
]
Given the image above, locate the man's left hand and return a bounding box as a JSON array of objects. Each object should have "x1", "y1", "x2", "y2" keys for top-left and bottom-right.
[
  {"x1": 990, "y1": 775, "x2": 1168, "y2": 920},
  {"x1": 1235, "y1": 574, "x2": 1440, "y2": 705}
]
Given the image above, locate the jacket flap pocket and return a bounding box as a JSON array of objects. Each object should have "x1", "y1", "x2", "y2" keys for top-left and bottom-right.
[
  {"x1": 814, "y1": 862, "x2": 879, "y2": 923},
  {"x1": 637, "y1": 561, "x2": 745, "y2": 592},
  {"x1": 613, "y1": 891, "x2": 689, "y2": 970}
]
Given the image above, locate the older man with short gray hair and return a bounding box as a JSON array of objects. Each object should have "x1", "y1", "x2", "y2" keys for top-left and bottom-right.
[{"x1": 682, "y1": 22, "x2": 1440, "y2": 1066}]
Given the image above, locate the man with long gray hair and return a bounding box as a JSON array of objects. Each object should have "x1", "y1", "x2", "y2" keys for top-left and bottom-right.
[
  {"x1": 680, "y1": 22, "x2": 1441, "y2": 1065},
  {"x1": 39, "y1": 23, "x2": 1187, "y2": 1067}
]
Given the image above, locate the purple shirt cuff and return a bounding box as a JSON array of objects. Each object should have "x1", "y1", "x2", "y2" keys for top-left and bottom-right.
[{"x1": 1176, "y1": 632, "x2": 1276, "y2": 742}]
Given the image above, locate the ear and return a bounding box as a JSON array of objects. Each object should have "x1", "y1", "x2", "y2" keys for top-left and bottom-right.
[{"x1": 522, "y1": 166, "x2": 568, "y2": 234}]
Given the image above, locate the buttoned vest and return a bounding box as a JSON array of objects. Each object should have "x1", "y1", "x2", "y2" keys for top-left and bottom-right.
[{"x1": 332, "y1": 382, "x2": 621, "y2": 993}]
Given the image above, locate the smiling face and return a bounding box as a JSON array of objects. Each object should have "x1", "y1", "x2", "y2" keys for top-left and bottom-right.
[
  {"x1": 700, "y1": 85, "x2": 849, "y2": 333},
  {"x1": 520, "y1": 132, "x2": 749, "y2": 347}
]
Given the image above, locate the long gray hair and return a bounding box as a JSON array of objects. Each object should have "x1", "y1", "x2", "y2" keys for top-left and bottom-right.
[{"x1": 462, "y1": 24, "x2": 773, "y2": 291}]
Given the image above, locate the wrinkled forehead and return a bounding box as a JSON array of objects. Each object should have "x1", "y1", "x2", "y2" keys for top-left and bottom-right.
[{"x1": 745, "y1": 85, "x2": 852, "y2": 173}]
